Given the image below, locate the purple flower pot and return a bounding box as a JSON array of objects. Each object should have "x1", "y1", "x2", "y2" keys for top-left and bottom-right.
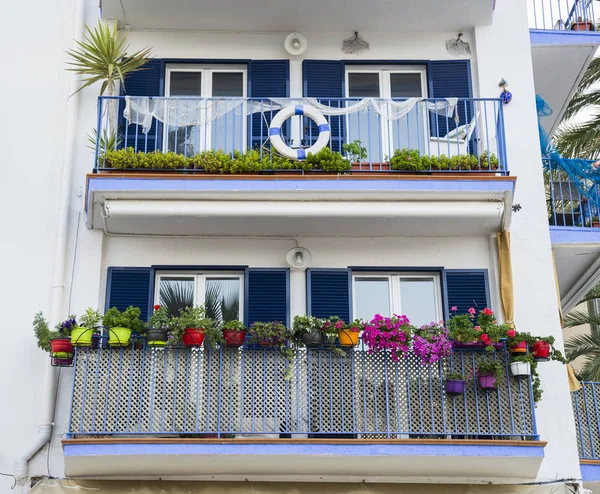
[
  {"x1": 478, "y1": 375, "x2": 497, "y2": 389},
  {"x1": 445, "y1": 379, "x2": 466, "y2": 395}
]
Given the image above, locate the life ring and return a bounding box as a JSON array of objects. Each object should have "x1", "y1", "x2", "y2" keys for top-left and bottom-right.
[{"x1": 269, "y1": 104, "x2": 330, "y2": 160}]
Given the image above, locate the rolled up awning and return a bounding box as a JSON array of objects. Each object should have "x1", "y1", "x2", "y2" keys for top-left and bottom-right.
[{"x1": 29, "y1": 479, "x2": 573, "y2": 494}]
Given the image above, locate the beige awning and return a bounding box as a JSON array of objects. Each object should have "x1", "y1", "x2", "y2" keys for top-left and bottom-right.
[{"x1": 29, "y1": 479, "x2": 572, "y2": 494}]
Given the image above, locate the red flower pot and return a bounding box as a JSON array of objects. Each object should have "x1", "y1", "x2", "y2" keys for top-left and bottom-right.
[
  {"x1": 50, "y1": 338, "x2": 74, "y2": 357},
  {"x1": 532, "y1": 341, "x2": 550, "y2": 361},
  {"x1": 182, "y1": 328, "x2": 205, "y2": 347},
  {"x1": 223, "y1": 329, "x2": 246, "y2": 347},
  {"x1": 509, "y1": 341, "x2": 528, "y2": 354}
]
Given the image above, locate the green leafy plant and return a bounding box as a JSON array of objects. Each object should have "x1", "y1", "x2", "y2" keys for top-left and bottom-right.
[
  {"x1": 306, "y1": 147, "x2": 351, "y2": 172},
  {"x1": 535, "y1": 336, "x2": 567, "y2": 363},
  {"x1": 292, "y1": 315, "x2": 325, "y2": 340},
  {"x1": 477, "y1": 360, "x2": 503, "y2": 382},
  {"x1": 33, "y1": 313, "x2": 77, "y2": 352},
  {"x1": 87, "y1": 128, "x2": 122, "y2": 153},
  {"x1": 342, "y1": 140, "x2": 367, "y2": 163},
  {"x1": 148, "y1": 305, "x2": 170, "y2": 329},
  {"x1": 447, "y1": 308, "x2": 478, "y2": 344},
  {"x1": 447, "y1": 371, "x2": 465, "y2": 381},
  {"x1": 222, "y1": 320, "x2": 246, "y2": 332},
  {"x1": 102, "y1": 306, "x2": 144, "y2": 332},
  {"x1": 79, "y1": 308, "x2": 102, "y2": 330},
  {"x1": 66, "y1": 21, "x2": 153, "y2": 97},
  {"x1": 170, "y1": 306, "x2": 215, "y2": 345},
  {"x1": 479, "y1": 150, "x2": 500, "y2": 170},
  {"x1": 390, "y1": 148, "x2": 424, "y2": 171}
]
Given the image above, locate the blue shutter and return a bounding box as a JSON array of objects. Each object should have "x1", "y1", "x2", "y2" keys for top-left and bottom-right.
[
  {"x1": 444, "y1": 270, "x2": 490, "y2": 318},
  {"x1": 307, "y1": 269, "x2": 351, "y2": 322},
  {"x1": 119, "y1": 59, "x2": 164, "y2": 153},
  {"x1": 249, "y1": 60, "x2": 289, "y2": 150},
  {"x1": 105, "y1": 267, "x2": 153, "y2": 321},
  {"x1": 429, "y1": 60, "x2": 473, "y2": 139},
  {"x1": 303, "y1": 60, "x2": 345, "y2": 153},
  {"x1": 245, "y1": 268, "x2": 290, "y2": 326}
]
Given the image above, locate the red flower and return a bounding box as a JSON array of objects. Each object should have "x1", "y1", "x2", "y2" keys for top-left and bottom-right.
[
  {"x1": 507, "y1": 329, "x2": 516, "y2": 338},
  {"x1": 481, "y1": 333, "x2": 491, "y2": 344},
  {"x1": 154, "y1": 305, "x2": 161, "y2": 310},
  {"x1": 482, "y1": 308, "x2": 494, "y2": 316}
]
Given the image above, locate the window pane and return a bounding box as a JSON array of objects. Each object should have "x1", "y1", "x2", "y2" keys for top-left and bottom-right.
[
  {"x1": 390, "y1": 73, "x2": 423, "y2": 98},
  {"x1": 348, "y1": 73, "x2": 380, "y2": 97},
  {"x1": 159, "y1": 277, "x2": 195, "y2": 317},
  {"x1": 354, "y1": 278, "x2": 390, "y2": 321},
  {"x1": 212, "y1": 72, "x2": 244, "y2": 97},
  {"x1": 399, "y1": 278, "x2": 437, "y2": 327},
  {"x1": 169, "y1": 72, "x2": 202, "y2": 96},
  {"x1": 205, "y1": 278, "x2": 241, "y2": 324}
]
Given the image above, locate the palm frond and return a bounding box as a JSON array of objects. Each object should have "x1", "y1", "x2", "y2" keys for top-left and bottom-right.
[
  {"x1": 205, "y1": 280, "x2": 240, "y2": 325},
  {"x1": 205, "y1": 281, "x2": 224, "y2": 324},
  {"x1": 564, "y1": 309, "x2": 600, "y2": 328},
  {"x1": 580, "y1": 283, "x2": 600, "y2": 303},
  {"x1": 159, "y1": 280, "x2": 194, "y2": 318},
  {"x1": 66, "y1": 21, "x2": 153, "y2": 96},
  {"x1": 580, "y1": 355, "x2": 600, "y2": 382},
  {"x1": 563, "y1": 89, "x2": 600, "y2": 121},
  {"x1": 565, "y1": 332, "x2": 600, "y2": 361},
  {"x1": 553, "y1": 116, "x2": 600, "y2": 159},
  {"x1": 86, "y1": 128, "x2": 122, "y2": 152}
]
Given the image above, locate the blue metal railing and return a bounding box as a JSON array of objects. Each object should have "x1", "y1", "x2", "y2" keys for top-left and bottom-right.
[
  {"x1": 93, "y1": 96, "x2": 509, "y2": 175},
  {"x1": 572, "y1": 382, "x2": 600, "y2": 459},
  {"x1": 68, "y1": 342, "x2": 537, "y2": 438},
  {"x1": 544, "y1": 157, "x2": 600, "y2": 228},
  {"x1": 530, "y1": 0, "x2": 597, "y2": 30}
]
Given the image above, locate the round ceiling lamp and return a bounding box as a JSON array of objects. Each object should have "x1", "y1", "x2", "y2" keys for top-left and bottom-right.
[
  {"x1": 284, "y1": 32, "x2": 308, "y2": 56},
  {"x1": 286, "y1": 247, "x2": 312, "y2": 269}
]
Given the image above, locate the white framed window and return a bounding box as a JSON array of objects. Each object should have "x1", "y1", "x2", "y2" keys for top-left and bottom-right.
[
  {"x1": 352, "y1": 272, "x2": 443, "y2": 327},
  {"x1": 345, "y1": 66, "x2": 428, "y2": 162},
  {"x1": 154, "y1": 271, "x2": 244, "y2": 324},
  {"x1": 164, "y1": 64, "x2": 247, "y2": 156}
]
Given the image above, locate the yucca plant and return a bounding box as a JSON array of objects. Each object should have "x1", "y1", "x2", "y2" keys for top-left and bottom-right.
[{"x1": 66, "y1": 21, "x2": 153, "y2": 135}]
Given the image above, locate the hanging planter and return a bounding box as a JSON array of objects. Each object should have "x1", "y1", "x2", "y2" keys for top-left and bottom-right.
[
  {"x1": 301, "y1": 330, "x2": 323, "y2": 348},
  {"x1": 182, "y1": 328, "x2": 205, "y2": 347},
  {"x1": 338, "y1": 330, "x2": 360, "y2": 347},
  {"x1": 50, "y1": 337, "x2": 74, "y2": 360},
  {"x1": 477, "y1": 361, "x2": 503, "y2": 390},
  {"x1": 478, "y1": 374, "x2": 498, "y2": 389},
  {"x1": 445, "y1": 374, "x2": 466, "y2": 395},
  {"x1": 532, "y1": 340, "x2": 550, "y2": 361},
  {"x1": 108, "y1": 327, "x2": 132, "y2": 347},
  {"x1": 509, "y1": 341, "x2": 528, "y2": 354},
  {"x1": 71, "y1": 308, "x2": 103, "y2": 347},
  {"x1": 70, "y1": 327, "x2": 94, "y2": 347},
  {"x1": 510, "y1": 361, "x2": 531, "y2": 379},
  {"x1": 102, "y1": 307, "x2": 144, "y2": 348},
  {"x1": 146, "y1": 328, "x2": 168, "y2": 347},
  {"x1": 221, "y1": 320, "x2": 247, "y2": 347}
]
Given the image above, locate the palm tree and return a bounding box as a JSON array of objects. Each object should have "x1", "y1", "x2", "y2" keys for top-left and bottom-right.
[
  {"x1": 66, "y1": 21, "x2": 153, "y2": 136},
  {"x1": 564, "y1": 283, "x2": 600, "y2": 380},
  {"x1": 554, "y1": 58, "x2": 600, "y2": 158}
]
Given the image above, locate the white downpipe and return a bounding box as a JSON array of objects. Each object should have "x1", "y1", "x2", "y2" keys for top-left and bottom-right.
[
  {"x1": 15, "y1": 0, "x2": 86, "y2": 482},
  {"x1": 103, "y1": 199, "x2": 504, "y2": 220}
]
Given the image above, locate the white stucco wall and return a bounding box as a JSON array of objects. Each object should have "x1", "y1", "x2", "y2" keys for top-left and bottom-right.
[{"x1": 0, "y1": 0, "x2": 584, "y2": 489}]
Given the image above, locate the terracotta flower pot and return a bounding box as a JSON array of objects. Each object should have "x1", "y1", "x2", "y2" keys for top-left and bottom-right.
[
  {"x1": 571, "y1": 21, "x2": 595, "y2": 31},
  {"x1": 182, "y1": 328, "x2": 205, "y2": 347},
  {"x1": 532, "y1": 341, "x2": 550, "y2": 361},
  {"x1": 509, "y1": 341, "x2": 528, "y2": 354},
  {"x1": 223, "y1": 329, "x2": 246, "y2": 347}
]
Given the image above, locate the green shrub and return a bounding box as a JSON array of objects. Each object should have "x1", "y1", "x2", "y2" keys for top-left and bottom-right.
[
  {"x1": 390, "y1": 148, "x2": 423, "y2": 171},
  {"x1": 480, "y1": 150, "x2": 500, "y2": 170},
  {"x1": 306, "y1": 147, "x2": 351, "y2": 172},
  {"x1": 105, "y1": 147, "x2": 137, "y2": 169}
]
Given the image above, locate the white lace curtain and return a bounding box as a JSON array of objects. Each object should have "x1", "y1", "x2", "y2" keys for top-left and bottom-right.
[{"x1": 123, "y1": 96, "x2": 460, "y2": 134}]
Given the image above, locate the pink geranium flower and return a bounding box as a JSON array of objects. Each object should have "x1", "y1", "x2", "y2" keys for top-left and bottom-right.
[
  {"x1": 474, "y1": 325, "x2": 482, "y2": 331},
  {"x1": 482, "y1": 308, "x2": 494, "y2": 316},
  {"x1": 468, "y1": 308, "x2": 476, "y2": 316},
  {"x1": 451, "y1": 306, "x2": 458, "y2": 311},
  {"x1": 507, "y1": 329, "x2": 516, "y2": 338}
]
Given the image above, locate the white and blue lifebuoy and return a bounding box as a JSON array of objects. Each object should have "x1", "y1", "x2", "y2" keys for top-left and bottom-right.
[{"x1": 269, "y1": 104, "x2": 330, "y2": 160}]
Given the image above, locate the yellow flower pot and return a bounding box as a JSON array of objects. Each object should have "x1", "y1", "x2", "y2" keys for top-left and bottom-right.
[
  {"x1": 338, "y1": 330, "x2": 359, "y2": 347},
  {"x1": 108, "y1": 327, "x2": 132, "y2": 347},
  {"x1": 71, "y1": 327, "x2": 94, "y2": 347}
]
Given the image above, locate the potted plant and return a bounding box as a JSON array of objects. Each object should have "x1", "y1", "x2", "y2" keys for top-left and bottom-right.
[
  {"x1": 412, "y1": 322, "x2": 453, "y2": 365},
  {"x1": 293, "y1": 315, "x2": 326, "y2": 348},
  {"x1": 445, "y1": 371, "x2": 466, "y2": 395},
  {"x1": 172, "y1": 306, "x2": 215, "y2": 348},
  {"x1": 571, "y1": 16, "x2": 595, "y2": 31},
  {"x1": 71, "y1": 308, "x2": 102, "y2": 347},
  {"x1": 102, "y1": 306, "x2": 144, "y2": 347},
  {"x1": 531, "y1": 336, "x2": 566, "y2": 363},
  {"x1": 510, "y1": 354, "x2": 532, "y2": 379},
  {"x1": 362, "y1": 314, "x2": 412, "y2": 361},
  {"x1": 33, "y1": 312, "x2": 76, "y2": 366},
  {"x1": 507, "y1": 330, "x2": 533, "y2": 354},
  {"x1": 222, "y1": 319, "x2": 247, "y2": 347},
  {"x1": 146, "y1": 305, "x2": 170, "y2": 347},
  {"x1": 474, "y1": 308, "x2": 511, "y2": 352},
  {"x1": 477, "y1": 361, "x2": 503, "y2": 389},
  {"x1": 447, "y1": 307, "x2": 479, "y2": 346},
  {"x1": 337, "y1": 318, "x2": 363, "y2": 347}
]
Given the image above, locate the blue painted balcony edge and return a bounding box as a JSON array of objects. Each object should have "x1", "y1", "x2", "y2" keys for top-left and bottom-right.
[
  {"x1": 64, "y1": 441, "x2": 546, "y2": 459},
  {"x1": 581, "y1": 462, "x2": 600, "y2": 482},
  {"x1": 530, "y1": 29, "x2": 600, "y2": 45},
  {"x1": 550, "y1": 226, "x2": 600, "y2": 244}
]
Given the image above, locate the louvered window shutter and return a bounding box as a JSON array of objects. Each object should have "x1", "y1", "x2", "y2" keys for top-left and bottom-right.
[
  {"x1": 249, "y1": 60, "x2": 290, "y2": 150},
  {"x1": 105, "y1": 267, "x2": 153, "y2": 321},
  {"x1": 303, "y1": 60, "x2": 345, "y2": 152},
  {"x1": 119, "y1": 59, "x2": 164, "y2": 153},
  {"x1": 245, "y1": 269, "x2": 290, "y2": 327},
  {"x1": 444, "y1": 270, "x2": 490, "y2": 319},
  {"x1": 307, "y1": 269, "x2": 351, "y2": 322},
  {"x1": 429, "y1": 60, "x2": 473, "y2": 139}
]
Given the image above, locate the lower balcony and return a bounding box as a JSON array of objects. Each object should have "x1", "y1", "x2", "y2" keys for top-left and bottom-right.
[
  {"x1": 571, "y1": 382, "x2": 600, "y2": 486},
  {"x1": 63, "y1": 344, "x2": 545, "y2": 482}
]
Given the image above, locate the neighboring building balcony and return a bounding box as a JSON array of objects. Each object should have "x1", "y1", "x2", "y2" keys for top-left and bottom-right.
[
  {"x1": 530, "y1": 0, "x2": 598, "y2": 32},
  {"x1": 571, "y1": 382, "x2": 600, "y2": 484},
  {"x1": 86, "y1": 96, "x2": 515, "y2": 237},
  {"x1": 63, "y1": 343, "x2": 545, "y2": 481}
]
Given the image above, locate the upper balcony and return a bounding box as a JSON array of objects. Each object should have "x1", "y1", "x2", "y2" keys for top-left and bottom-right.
[
  {"x1": 99, "y1": 0, "x2": 494, "y2": 33},
  {"x1": 87, "y1": 95, "x2": 514, "y2": 238},
  {"x1": 63, "y1": 342, "x2": 544, "y2": 482}
]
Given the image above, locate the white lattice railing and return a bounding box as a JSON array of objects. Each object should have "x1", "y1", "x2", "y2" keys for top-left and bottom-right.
[{"x1": 68, "y1": 345, "x2": 537, "y2": 439}]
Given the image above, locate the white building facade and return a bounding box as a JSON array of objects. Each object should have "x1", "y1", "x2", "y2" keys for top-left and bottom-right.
[{"x1": 1, "y1": 0, "x2": 599, "y2": 492}]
